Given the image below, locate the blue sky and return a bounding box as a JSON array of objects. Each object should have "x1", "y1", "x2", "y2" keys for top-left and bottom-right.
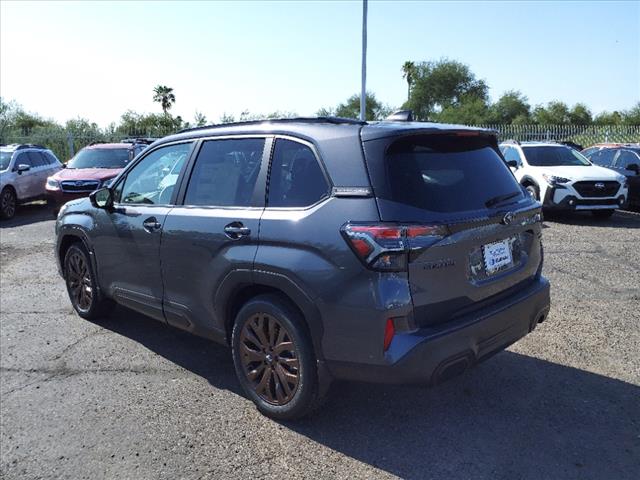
[{"x1": 1, "y1": 0, "x2": 638, "y2": 126}]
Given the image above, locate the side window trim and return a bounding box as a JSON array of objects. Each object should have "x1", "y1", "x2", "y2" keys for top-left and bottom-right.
[
  {"x1": 112, "y1": 140, "x2": 196, "y2": 207},
  {"x1": 265, "y1": 135, "x2": 333, "y2": 210},
  {"x1": 174, "y1": 135, "x2": 272, "y2": 209}
]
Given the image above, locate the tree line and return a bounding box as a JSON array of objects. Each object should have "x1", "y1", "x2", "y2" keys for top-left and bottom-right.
[{"x1": 1, "y1": 58, "x2": 638, "y2": 145}]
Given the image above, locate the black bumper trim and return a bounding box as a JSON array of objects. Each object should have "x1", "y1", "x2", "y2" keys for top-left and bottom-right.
[{"x1": 326, "y1": 276, "x2": 551, "y2": 385}]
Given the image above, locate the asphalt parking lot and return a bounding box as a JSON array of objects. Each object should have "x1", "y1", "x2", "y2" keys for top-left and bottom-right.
[{"x1": 1, "y1": 204, "x2": 639, "y2": 480}]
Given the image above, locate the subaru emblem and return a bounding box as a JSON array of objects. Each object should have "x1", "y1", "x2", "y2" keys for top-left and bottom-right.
[
  {"x1": 502, "y1": 212, "x2": 515, "y2": 225},
  {"x1": 595, "y1": 182, "x2": 605, "y2": 189}
]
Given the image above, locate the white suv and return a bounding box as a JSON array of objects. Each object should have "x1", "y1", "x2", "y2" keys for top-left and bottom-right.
[
  {"x1": 499, "y1": 141, "x2": 628, "y2": 218},
  {"x1": 0, "y1": 144, "x2": 63, "y2": 219}
]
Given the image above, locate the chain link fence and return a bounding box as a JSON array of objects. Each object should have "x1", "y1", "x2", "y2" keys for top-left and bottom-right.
[
  {"x1": 476, "y1": 124, "x2": 640, "y2": 148},
  {"x1": 3, "y1": 125, "x2": 639, "y2": 162},
  {"x1": 2, "y1": 129, "x2": 174, "y2": 162}
]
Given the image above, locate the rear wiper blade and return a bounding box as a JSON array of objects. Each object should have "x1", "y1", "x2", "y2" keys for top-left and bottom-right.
[{"x1": 485, "y1": 191, "x2": 521, "y2": 208}]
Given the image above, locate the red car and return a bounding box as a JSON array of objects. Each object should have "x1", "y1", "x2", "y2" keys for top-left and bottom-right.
[{"x1": 46, "y1": 141, "x2": 149, "y2": 211}]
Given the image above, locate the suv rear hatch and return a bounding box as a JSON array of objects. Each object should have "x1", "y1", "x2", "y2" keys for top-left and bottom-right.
[{"x1": 361, "y1": 127, "x2": 543, "y2": 327}]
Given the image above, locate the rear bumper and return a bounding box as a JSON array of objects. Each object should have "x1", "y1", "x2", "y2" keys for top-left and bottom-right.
[{"x1": 326, "y1": 276, "x2": 550, "y2": 385}]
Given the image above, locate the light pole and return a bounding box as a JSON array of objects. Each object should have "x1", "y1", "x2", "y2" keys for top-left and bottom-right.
[{"x1": 360, "y1": 0, "x2": 368, "y2": 122}]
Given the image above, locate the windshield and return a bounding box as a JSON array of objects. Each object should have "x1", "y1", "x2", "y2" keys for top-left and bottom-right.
[
  {"x1": 382, "y1": 135, "x2": 524, "y2": 213},
  {"x1": 0, "y1": 151, "x2": 12, "y2": 171},
  {"x1": 523, "y1": 146, "x2": 591, "y2": 167},
  {"x1": 67, "y1": 148, "x2": 130, "y2": 169}
]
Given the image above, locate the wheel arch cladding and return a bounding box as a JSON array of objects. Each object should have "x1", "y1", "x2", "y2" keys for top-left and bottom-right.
[{"x1": 220, "y1": 274, "x2": 323, "y2": 360}]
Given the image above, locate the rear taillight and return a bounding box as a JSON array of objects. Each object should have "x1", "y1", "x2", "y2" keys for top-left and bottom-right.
[{"x1": 341, "y1": 223, "x2": 448, "y2": 271}]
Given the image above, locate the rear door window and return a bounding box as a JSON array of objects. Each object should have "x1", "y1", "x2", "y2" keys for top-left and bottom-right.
[
  {"x1": 615, "y1": 150, "x2": 640, "y2": 169},
  {"x1": 184, "y1": 138, "x2": 265, "y2": 207},
  {"x1": 267, "y1": 139, "x2": 329, "y2": 208},
  {"x1": 382, "y1": 135, "x2": 523, "y2": 213},
  {"x1": 596, "y1": 149, "x2": 616, "y2": 166},
  {"x1": 27, "y1": 152, "x2": 47, "y2": 167}
]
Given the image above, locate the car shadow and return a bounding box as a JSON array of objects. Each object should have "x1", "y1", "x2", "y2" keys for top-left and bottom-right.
[
  {"x1": 544, "y1": 209, "x2": 640, "y2": 229},
  {"x1": 93, "y1": 307, "x2": 639, "y2": 480},
  {"x1": 0, "y1": 201, "x2": 55, "y2": 228}
]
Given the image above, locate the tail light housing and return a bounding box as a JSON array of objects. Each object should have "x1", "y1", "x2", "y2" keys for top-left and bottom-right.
[{"x1": 341, "y1": 223, "x2": 448, "y2": 271}]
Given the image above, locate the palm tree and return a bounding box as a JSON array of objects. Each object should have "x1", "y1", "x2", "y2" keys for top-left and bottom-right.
[
  {"x1": 153, "y1": 85, "x2": 176, "y2": 114},
  {"x1": 401, "y1": 61, "x2": 416, "y2": 101}
]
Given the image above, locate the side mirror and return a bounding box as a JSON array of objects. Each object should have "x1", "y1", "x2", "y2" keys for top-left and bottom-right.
[
  {"x1": 16, "y1": 164, "x2": 30, "y2": 174},
  {"x1": 89, "y1": 187, "x2": 113, "y2": 209},
  {"x1": 626, "y1": 163, "x2": 639, "y2": 174},
  {"x1": 507, "y1": 160, "x2": 518, "y2": 169},
  {"x1": 61, "y1": 163, "x2": 67, "y2": 169}
]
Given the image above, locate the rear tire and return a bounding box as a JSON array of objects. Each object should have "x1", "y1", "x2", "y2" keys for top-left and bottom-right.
[
  {"x1": 0, "y1": 187, "x2": 17, "y2": 219},
  {"x1": 591, "y1": 209, "x2": 615, "y2": 219},
  {"x1": 64, "y1": 243, "x2": 115, "y2": 320},
  {"x1": 231, "y1": 294, "x2": 323, "y2": 420}
]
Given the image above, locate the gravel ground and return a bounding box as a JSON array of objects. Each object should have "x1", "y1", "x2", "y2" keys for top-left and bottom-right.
[{"x1": 1, "y1": 203, "x2": 639, "y2": 480}]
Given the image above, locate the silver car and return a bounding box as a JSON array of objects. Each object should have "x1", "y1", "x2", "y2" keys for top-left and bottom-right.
[{"x1": 0, "y1": 144, "x2": 63, "y2": 219}]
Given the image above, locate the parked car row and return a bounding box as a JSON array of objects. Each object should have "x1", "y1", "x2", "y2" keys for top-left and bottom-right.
[
  {"x1": 499, "y1": 141, "x2": 633, "y2": 218},
  {"x1": 580, "y1": 143, "x2": 640, "y2": 209},
  {"x1": 0, "y1": 140, "x2": 151, "y2": 219}
]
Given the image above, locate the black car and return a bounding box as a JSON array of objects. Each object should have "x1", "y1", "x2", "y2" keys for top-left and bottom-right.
[
  {"x1": 55, "y1": 115, "x2": 550, "y2": 419},
  {"x1": 582, "y1": 146, "x2": 640, "y2": 209}
]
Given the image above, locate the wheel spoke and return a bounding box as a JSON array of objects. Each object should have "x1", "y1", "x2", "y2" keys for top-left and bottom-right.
[
  {"x1": 240, "y1": 342, "x2": 265, "y2": 363},
  {"x1": 278, "y1": 356, "x2": 299, "y2": 370},
  {"x1": 255, "y1": 367, "x2": 271, "y2": 397},
  {"x1": 251, "y1": 315, "x2": 270, "y2": 347},
  {"x1": 267, "y1": 316, "x2": 277, "y2": 347},
  {"x1": 273, "y1": 341, "x2": 294, "y2": 354},
  {"x1": 246, "y1": 364, "x2": 266, "y2": 381},
  {"x1": 274, "y1": 364, "x2": 294, "y2": 397}
]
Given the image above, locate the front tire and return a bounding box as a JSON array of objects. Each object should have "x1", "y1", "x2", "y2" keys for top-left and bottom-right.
[
  {"x1": 231, "y1": 295, "x2": 322, "y2": 420},
  {"x1": 525, "y1": 184, "x2": 539, "y2": 201},
  {"x1": 592, "y1": 209, "x2": 615, "y2": 219},
  {"x1": 0, "y1": 187, "x2": 17, "y2": 219},
  {"x1": 64, "y1": 243, "x2": 115, "y2": 320}
]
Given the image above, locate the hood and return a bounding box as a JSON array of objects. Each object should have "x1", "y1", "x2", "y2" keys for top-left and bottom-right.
[
  {"x1": 51, "y1": 167, "x2": 122, "y2": 181},
  {"x1": 537, "y1": 165, "x2": 623, "y2": 181}
]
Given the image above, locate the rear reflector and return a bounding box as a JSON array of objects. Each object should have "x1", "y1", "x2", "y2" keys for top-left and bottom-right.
[{"x1": 383, "y1": 318, "x2": 395, "y2": 352}]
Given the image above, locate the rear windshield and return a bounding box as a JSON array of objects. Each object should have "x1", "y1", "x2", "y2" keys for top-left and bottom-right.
[
  {"x1": 523, "y1": 146, "x2": 590, "y2": 166},
  {"x1": 68, "y1": 148, "x2": 131, "y2": 169},
  {"x1": 384, "y1": 135, "x2": 523, "y2": 213}
]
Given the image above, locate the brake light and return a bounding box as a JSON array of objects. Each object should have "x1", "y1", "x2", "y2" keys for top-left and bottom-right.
[
  {"x1": 341, "y1": 223, "x2": 448, "y2": 271},
  {"x1": 383, "y1": 318, "x2": 395, "y2": 352}
]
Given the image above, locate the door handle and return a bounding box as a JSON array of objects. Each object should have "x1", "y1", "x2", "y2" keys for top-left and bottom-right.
[
  {"x1": 224, "y1": 222, "x2": 251, "y2": 239},
  {"x1": 143, "y1": 216, "x2": 162, "y2": 232}
]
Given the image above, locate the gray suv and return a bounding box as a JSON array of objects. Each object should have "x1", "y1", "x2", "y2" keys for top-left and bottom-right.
[{"x1": 55, "y1": 117, "x2": 551, "y2": 419}]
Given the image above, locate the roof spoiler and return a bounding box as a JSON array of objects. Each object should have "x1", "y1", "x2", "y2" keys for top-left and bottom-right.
[{"x1": 385, "y1": 110, "x2": 414, "y2": 122}]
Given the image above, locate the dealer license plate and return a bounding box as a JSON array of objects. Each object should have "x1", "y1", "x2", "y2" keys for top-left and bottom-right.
[{"x1": 483, "y1": 239, "x2": 513, "y2": 274}]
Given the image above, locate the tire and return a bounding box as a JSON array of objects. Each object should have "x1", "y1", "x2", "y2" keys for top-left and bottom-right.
[
  {"x1": 591, "y1": 209, "x2": 615, "y2": 219},
  {"x1": 0, "y1": 187, "x2": 17, "y2": 220},
  {"x1": 63, "y1": 243, "x2": 115, "y2": 320},
  {"x1": 525, "y1": 184, "x2": 539, "y2": 201},
  {"x1": 231, "y1": 294, "x2": 323, "y2": 420}
]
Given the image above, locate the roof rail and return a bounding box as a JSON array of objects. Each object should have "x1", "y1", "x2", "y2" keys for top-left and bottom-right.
[
  {"x1": 385, "y1": 110, "x2": 414, "y2": 122},
  {"x1": 120, "y1": 137, "x2": 156, "y2": 145},
  {"x1": 177, "y1": 116, "x2": 366, "y2": 134},
  {"x1": 15, "y1": 144, "x2": 47, "y2": 150},
  {"x1": 89, "y1": 141, "x2": 105, "y2": 146}
]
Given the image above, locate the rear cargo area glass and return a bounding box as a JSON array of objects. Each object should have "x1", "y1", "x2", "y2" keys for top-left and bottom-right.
[{"x1": 384, "y1": 136, "x2": 522, "y2": 213}]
